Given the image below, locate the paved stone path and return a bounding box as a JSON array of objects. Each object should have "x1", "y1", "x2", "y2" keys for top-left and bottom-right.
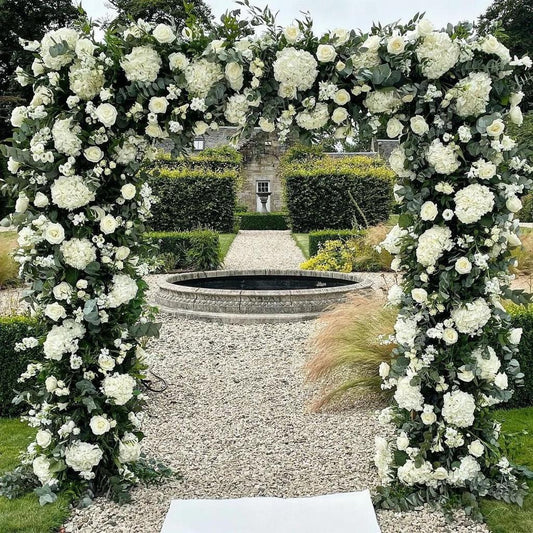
[{"x1": 223, "y1": 230, "x2": 306, "y2": 270}]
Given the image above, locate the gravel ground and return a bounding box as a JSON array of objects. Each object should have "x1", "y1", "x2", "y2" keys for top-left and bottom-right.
[
  {"x1": 65, "y1": 304, "x2": 488, "y2": 533},
  {"x1": 223, "y1": 230, "x2": 305, "y2": 270}
]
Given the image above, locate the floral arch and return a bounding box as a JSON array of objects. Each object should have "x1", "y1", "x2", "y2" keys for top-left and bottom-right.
[{"x1": 2, "y1": 5, "x2": 532, "y2": 513}]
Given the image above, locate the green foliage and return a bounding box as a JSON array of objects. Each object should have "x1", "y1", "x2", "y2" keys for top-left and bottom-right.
[
  {"x1": 236, "y1": 212, "x2": 289, "y2": 230},
  {"x1": 281, "y1": 144, "x2": 326, "y2": 164},
  {"x1": 507, "y1": 306, "x2": 533, "y2": 408},
  {"x1": 282, "y1": 155, "x2": 394, "y2": 232},
  {"x1": 519, "y1": 193, "x2": 533, "y2": 222},
  {"x1": 154, "y1": 146, "x2": 243, "y2": 170},
  {"x1": 292, "y1": 234, "x2": 310, "y2": 259},
  {"x1": 308, "y1": 229, "x2": 361, "y2": 257},
  {"x1": 144, "y1": 230, "x2": 221, "y2": 271},
  {"x1": 218, "y1": 233, "x2": 236, "y2": 260},
  {"x1": 0, "y1": 317, "x2": 45, "y2": 417}
]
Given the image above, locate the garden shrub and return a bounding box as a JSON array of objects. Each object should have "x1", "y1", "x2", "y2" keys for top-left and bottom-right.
[
  {"x1": 282, "y1": 154, "x2": 394, "y2": 232},
  {"x1": 519, "y1": 193, "x2": 533, "y2": 222},
  {"x1": 507, "y1": 305, "x2": 533, "y2": 408},
  {"x1": 0, "y1": 233, "x2": 19, "y2": 287},
  {"x1": 144, "y1": 230, "x2": 221, "y2": 271},
  {"x1": 308, "y1": 229, "x2": 361, "y2": 257},
  {"x1": 0, "y1": 316, "x2": 45, "y2": 417},
  {"x1": 237, "y1": 212, "x2": 289, "y2": 230}
]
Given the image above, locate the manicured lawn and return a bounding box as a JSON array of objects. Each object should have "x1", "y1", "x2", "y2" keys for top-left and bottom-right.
[
  {"x1": 292, "y1": 233, "x2": 310, "y2": 259},
  {"x1": 219, "y1": 233, "x2": 237, "y2": 261},
  {"x1": 0, "y1": 419, "x2": 71, "y2": 533},
  {"x1": 481, "y1": 407, "x2": 533, "y2": 533}
]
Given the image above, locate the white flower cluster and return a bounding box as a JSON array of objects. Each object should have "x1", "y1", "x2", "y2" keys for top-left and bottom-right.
[
  {"x1": 416, "y1": 226, "x2": 453, "y2": 268},
  {"x1": 52, "y1": 118, "x2": 83, "y2": 157},
  {"x1": 454, "y1": 184, "x2": 495, "y2": 224},
  {"x1": 121, "y1": 46, "x2": 162, "y2": 83},
  {"x1": 65, "y1": 441, "x2": 103, "y2": 479},
  {"x1": 273, "y1": 47, "x2": 318, "y2": 97},
  {"x1": 448, "y1": 72, "x2": 492, "y2": 118},
  {"x1": 364, "y1": 89, "x2": 402, "y2": 114},
  {"x1": 442, "y1": 390, "x2": 476, "y2": 427},
  {"x1": 185, "y1": 59, "x2": 224, "y2": 98},
  {"x1": 102, "y1": 373, "x2": 137, "y2": 405},
  {"x1": 106, "y1": 274, "x2": 138, "y2": 308},
  {"x1": 60, "y1": 238, "x2": 97, "y2": 270},
  {"x1": 426, "y1": 140, "x2": 460, "y2": 175},
  {"x1": 416, "y1": 32, "x2": 460, "y2": 79},
  {"x1": 69, "y1": 62, "x2": 105, "y2": 101},
  {"x1": 394, "y1": 376, "x2": 424, "y2": 411},
  {"x1": 224, "y1": 94, "x2": 250, "y2": 126},
  {"x1": 451, "y1": 298, "x2": 491, "y2": 334},
  {"x1": 40, "y1": 28, "x2": 78, "y2": 70},
  {"x1": 51, "y1": 175, "x2": 95, "y2": 210},
  {"x1": 295, "y1": 103, "x2": 330, "y2": 130},
  {"x1": 43, "y1": 319, "x2": 85, "y2": 361}
]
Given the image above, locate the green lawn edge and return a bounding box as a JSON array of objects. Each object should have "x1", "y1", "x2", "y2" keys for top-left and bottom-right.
[
  {"x1": 292, "y1": 233, "x2": 310, "y2": 260},
  {"x1": 219, "y1": 233, "x2": 237, "y2": 261}
]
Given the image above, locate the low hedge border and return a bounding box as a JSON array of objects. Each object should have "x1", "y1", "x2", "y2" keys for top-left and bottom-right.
[
  {"x1": 0, "y1": 316, "x2": 45, "y2": 417},
  {"x1": 508, "y1": 305, "x2": 533, "y2": 408},
  {"x1": 144, "y1": 230, "x2": 221, "y2": 271},
  {"x1": 308, "y1": 229, "x2": 361, "y2": 257},
  {"x1": 236, "y1": 212, "x2": 289, "y2": 230}
]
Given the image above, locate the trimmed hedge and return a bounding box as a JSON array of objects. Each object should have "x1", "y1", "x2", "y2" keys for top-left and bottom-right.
[
  {"x1": 148, "y1": 169, "x2": 237, "y2": 232},
  {"x1": 0, "y1": 316, "x2": 45, "y2": 417},
  {"x1": 282, "y1": 155, "x2": 394, "y2": 233},
  {"x1": 308, "y1": 229, "x2": 361, "y2": 257},
  {"x1": 145, "y1": 230, "x2": 221, "y2": 271},
  {"x1": 237, "y1": 212, "x2": 289, "y2": 230},
  {"x1": 519, "y1": 193, "x2": 533, "y2": 222},
  {"x1": 508, "y1": 306, "x2": 533, "y2": 408}
]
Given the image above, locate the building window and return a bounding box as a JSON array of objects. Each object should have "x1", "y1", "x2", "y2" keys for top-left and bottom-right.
[
  {"x1": 256, "y1": 181, "x2": 270, "y2": 194},
  {"x1": 193, "y1": 138, "x2": 205, "y2": 151}
]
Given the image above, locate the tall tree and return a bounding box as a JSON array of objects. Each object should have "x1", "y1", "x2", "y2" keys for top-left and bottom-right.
[
  {"x1": 477, "y1": 0, "x2": 533, "y2": 108},
  {"x1": 109, "y1": 0, "x2": 213, "y2": 30},
  {"x1": 0, "y1": 0, "x2": 79, "y2": 141}
]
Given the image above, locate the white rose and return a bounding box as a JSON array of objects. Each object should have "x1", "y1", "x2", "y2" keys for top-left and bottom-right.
[
  {"x1": 7, "y1": 157, "x2": 20, "y2": 174},
  {"x1": 283, "y1": 26, "x2": 300, "y2": 43},
  {"x1": 44, "y1": 302, "x2": 66, "y2": 322},
  {"x1": 119, "y1": 433, "x2": 141, "y2": 463},
  {"x1": 476, "y1": 160, "x2": 497, "y2": 180},
  {"x1": 455, "y1": 257, "x2": 472, "y2": 274},
  {"x1": 509, "y1": 92, "x2": 524, "y2": 107},
  {"x1": 420, "y1": 201, "x2": 438, "y2": 221},
  {"x1": 363, "y1": 35, "x2": 381, "y2": 51},
  {"x1": 194, "y1": 121, "x2": 209, "y2": 136},
  {"x1": 509, "y1": 106, "x2": 523, "y2": 126},
  {"x1": 434, "y1": 467, "x2": 448, "y2": 480},
  {"x1": 100, "y1": 214, "x2": 118, "y2": 234},
  {"x1": 95, "y1": 103, "x2": 118, "y2": 127},
  {"x1": 494, "y1": 372, "x2": 508, "y2": 390},
  {"x1": 316, "y1": 44, "x2": 336, "y2": 62},
  {"x1": 506, "y1": 196, "x2": 522, "y2": 213},
  {"x1": 332, "y1": 107, "x2": 349, "y2": 124},
  {"x1": 416, "y1": 19, "x2": 434, "y2": 37},
  {"x1": 421, "y1": 410, "x2": 437, "y2": 425},
  {"x1": 15, "y1": 195, "x2": 29, "y2": 213},
  {"x1": 387, "y1": 34, "x2": 405, "y2": 55},
  {"x1": 34, "y1": 192, "x2": 49, "y2": 208},
  {"x1": 121, "y1": 184, "x2": 136, "y2": 200},
  {"x1": 44, "y1": 223, "x2": 65, "y2": 245},
  {"x1": 486, "y1": 118, "x2": 505, "y2": 138},
  {"x1": 468, "y1": 440, "x2": 484, "y2": 458},
  {"x1": 410, "y1": 115, "x2": 429, "y2": 135},
  {"x1": 45, "y1": 376, "x2": 58, "y2": 392},
  {"x1": 33, "y1": 456, "x2": 52, "y2": 484},
  {"x1": 36, "y1": 430, "x2": 53, "y2": 448},
  {"x1": 145, "y1": 123, "x2": 167, "y2": 138},
  {"x1": 507, "y1": 232, "x2": 521, "y2": 247},
  {"x1": 509, "y1": 328, "x2": 522, "y2": 345},
  {"x1": 53, "y1": 282, "x2": 72, "y2": 301},
  {"x1": 169, "y1": 52, "x2": 189, "y2": 71},
  {"x1": 115, "y1": 246, "x2": 130, "y2": 261},
  {"x1": 386, "y1": 117, "x2": 403, "y2": 138},
  {"x1": 225, "y1": 62, "x2": 244, "y2": 90},
  {"x1": 411, "y1": 288, "x2": 428, "y2": 303},
  {"x1": 396, "y1": 433, "x2": 409, "y2": 450},
  {"x1": 442, "y1": 328, "x2": 458, "y2": 345},
  {"x1": 90, "y1": 415, "x2": 112, "y2": 435},
  {"x1": 457, "y1": 366, "x2": 475, "y2": 382},
  {"x1": 258, "y1": 117, "x2": 275, "y2": 133},
  {"x1": 98, "y1": 354, "x2": 116, "y2": 373},
  {"x1": 84, "y1": 146, "x2": 103, "y2": 163},
  {"x1": 152, "y1": 23, "x2": 176, "y2": 44},
  {"x1": 379, "y1": 362, "x2": 390, "y2": 378},
  {"x1": 149, "y1": 96, "x2": 168, "y2": 114},
  {"x1": 333, "y1": 89, "x2": 351, "y2": 106},
  {"x1": 11, "y1": 106, "x2": 26, "y2": 127}
]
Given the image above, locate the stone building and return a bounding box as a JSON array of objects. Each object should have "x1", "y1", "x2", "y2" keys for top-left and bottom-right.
[{"x1": 193, "y1": 126, "x2": 397, "y2": 213}]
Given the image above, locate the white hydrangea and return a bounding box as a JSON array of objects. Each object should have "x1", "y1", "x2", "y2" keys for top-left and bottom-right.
[
  {"x1": 69, "y1": 62, "x2": 105, "y2": 100},
  {"x1": 273, "y1": 47, "x2": 318, "y2": 96},
  {"x1": 394, "y1": 376, "x2": 424, "y2": 411},
  {"x1": 102, "y1": 373, "x2": 137, "y2": 405},
  {"x1": 416, "y1": 32, "x2": 460, "y2": 79},
  {"x1": 295, "y1": 103, "x2": 330, "y2": 130},
  {"x1": 381, "y1": 224, "x2": 407, "y2": 254},
  {"x1": 374, "y1": 436, "x2": 393, "y2": 483},
  {"x1": 363, "y1": 89, "x2": 402, "y2": 114},
  {"x1": 65, "y1": 441, "x2": 103, "y2": 477},
  {"x1": 60, "y1": 238, "x2": 97, "y2": 270},
  {"x1": 451, "y1": 298, "x2": 491, "y2": 335},
  {"x1": 394, "y1": 316, "x2": 419, "y2": 348},
  {"x1": 121, "y1": 46, "x2": 162, "y2": 83},
  {"x1": 224, "y1": 94, "x2": 250, "y2": 126},
  {"x1": 51, "y1": 175, "x2": 95, "y2": 210},
  {"x1": 40, "y1": 28, "x2": 79, "y2": 70},
  {"x1": 426, "y1": 140, "x2": 460, "y2": 175},
  {"x1": 473, "y1": 346, "x2": 501, "y2": 381},
  {"x1": 398, "y1": 459, "x2": 434, "y2": 485},
  {"x1": 43, "y1": 319, "x2": 85, "y2": 360},
  {"x1": 450, "y1": 72, "x2": 492, "y2": 118},
  {"x1": 442, "y1": 390, "x2": 476, "y2": 427},
  {"x1": 118, "y1": 432, "x2": 141, "y2": 463},
  {"x1": 416, "y1": 226, "x2": 453, "y2": 267},
  {"x1": 33, "y1": 456, "x2": 53, "y2": 485},
  {"x1": 184, "y1": 59, "x2": 224, "y2": 98},
  {"x1": 52, "y1": 118, "x2": 82, "y2": 156},
  {"x1": 454, "y1": 184, "x2": 494, "y2": 224},
  {"x1": 448, "y1": 455, "x2": 481, "y2": 486},
  {"x1": 106, "y1": 274, "x2": 138, "y2": 308}
]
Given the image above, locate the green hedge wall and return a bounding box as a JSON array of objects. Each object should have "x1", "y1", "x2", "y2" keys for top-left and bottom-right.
[
  {"x1": 145, "y1": 230, "x2": 221, "y2": 271},
  {"x1": 148, "y1": 169, "x2": 237, "y2": 233},
  {"x1": 0, "y1": 316, "x2": 45, "y2": 417},
  {"x1": 308, "y1": 229, "x2": 362, "y2": 257},
  {"x1": 282, "y1": 155, "x2": 394, "y2": 233},
  {"x1": 508, "y1": 306, "x2": 533, "y2": 408},
  {"x1": 237, "y1": 212, "x2": 289, "y2": 230}
]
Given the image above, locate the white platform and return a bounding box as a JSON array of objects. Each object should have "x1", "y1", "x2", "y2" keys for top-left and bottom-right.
[{"x1": 160, "y1": 491, "x2": 381, "y2": 533}]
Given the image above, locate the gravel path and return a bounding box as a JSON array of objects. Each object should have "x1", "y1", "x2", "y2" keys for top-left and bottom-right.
[
  {"x1": 223, "y1": 230, "x2": 305, "y2": 270},
  {"x1": 65, "y1": 307, "x2": 488, "y2": 533}
]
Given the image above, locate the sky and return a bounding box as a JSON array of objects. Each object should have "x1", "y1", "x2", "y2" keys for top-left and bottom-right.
[{"x1": 81, "y1": 0, "x2": 493, "y2": 34}]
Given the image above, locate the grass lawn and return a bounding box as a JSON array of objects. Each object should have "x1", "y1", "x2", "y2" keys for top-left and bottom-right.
[
  {"x1": 292, "y1": 233, "x2": 310, "y2": 260},
  {"x1": 481, "y1": 407, "x2": 533, "y2": 533},
  {"x1": 0, "y1": 231, "x2": 17, "y2": 245},
  {"x1": 0, "y1": 419, "x2": 71, "y2": 533},
  {"x1": 219, "y1": 233, "x2": 237, "y2": 261}
]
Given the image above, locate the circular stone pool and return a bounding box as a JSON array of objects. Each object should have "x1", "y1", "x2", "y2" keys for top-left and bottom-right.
[{"x1": 155, "y1": 269, "x2": 373, "y2": 323}]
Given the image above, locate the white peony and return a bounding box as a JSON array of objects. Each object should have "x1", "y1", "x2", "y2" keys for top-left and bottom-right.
[
  {"x1": 106, "y1": 274, "x2": 138, "y2": 308},
  {"x1": 121, "y1": 46, "x2": 162, "y2": 83},
  {"x1": 468, "y1": 440, "x2": 484, "y2": 458},
  {"x1": 53, "y1": 282, "x2": 72, "y2": 301},
  {"x1": 51, "y1": 176, "x2": 95, "y2": 211},
  {"x1": 451, "y1": 298, "x2": 491, "y2": 334},
  {"x1": 454, "y1": 184, "x2": 494, "y2": 224},
  {"x1": 442, "y1": 390, "x2": 476, "y2": 427},
  {"x1": 60, "y1": 238, "x2": 97, "y2": 270},
  {"x1": 102, "y1": 373, "x2": 137, "y2": 405},
  {"x1": 169, "y1": 52, "x2": 189, "y2": 71},
  {"x1": 416, "y1": 32, "x2": 460, "y2": 79},
  {"x1": 426, "y1": 140, "x2": 460, "y2": 175},
  {"x1": 33, "y1": 456, "x2": 53, "y2": 484}
]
